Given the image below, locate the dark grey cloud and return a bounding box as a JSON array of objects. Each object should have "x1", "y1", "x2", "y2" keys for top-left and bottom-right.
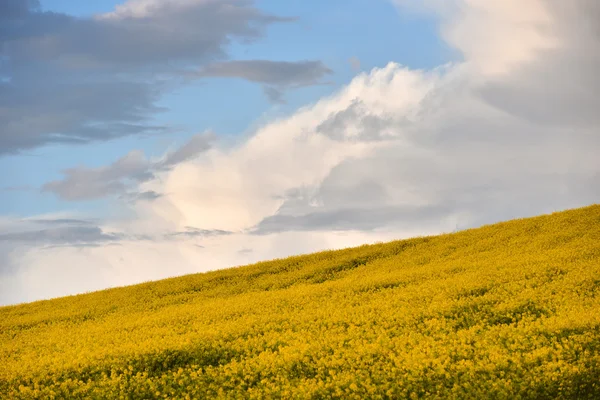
[
  {"x1": 0, "y1": 0, "x2": 293, "y2": 154},
  {"x1": 2, "y1": 1, "x2": 291, "y2": 69},
  {"x1": 194, "y1": 60, "x2": 333, "y2": 102},
  {"x1": 42, "y1": 132, "x2": 214, "y2": 201},
  {"x1": 0, "y1": 78, "x2": 170, "y2": 153}
]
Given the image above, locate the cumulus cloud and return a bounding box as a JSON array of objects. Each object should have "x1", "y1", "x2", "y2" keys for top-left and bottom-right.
[
  {"x1": 2, "y1": 0, "x2": 599, "y2": 305},
  {"x1": 394, "y1": 0, "x2": 559, "y2": 76},
  {"x1": 142, "y1": 0, "x2": 600, "y2": 234},
  {"x1": 146, "y1": 64, "x2": 446, "y2": 233},
  {"x1": 396, "y1": 0, "x2": 600, "y2": 126}
]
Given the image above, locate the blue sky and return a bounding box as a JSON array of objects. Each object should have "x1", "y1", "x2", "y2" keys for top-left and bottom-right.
[{"x1": 1, "y1": 0, "x2": 598, "y2": 305}]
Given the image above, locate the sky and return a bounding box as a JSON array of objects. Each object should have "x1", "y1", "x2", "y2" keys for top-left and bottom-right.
[{"x1": 0, "y1": 0, "x2": 598, "y2": 305}]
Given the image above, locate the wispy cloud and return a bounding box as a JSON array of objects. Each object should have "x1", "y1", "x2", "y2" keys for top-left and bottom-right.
[
  {"x1": 165, "y1": 227, "x2": 233, "y2": 239},
  {"x1": 349, "y1": 56, "x2": 361, "y2": 72},
  {"x1": 192, "y1": 60, "x2": 333, "y2": 103},
  {"x1": 0, "y1": 225, "x2": 121, "y2": 246},
  {"x1": 42, "y1": 132, "x2": 215, "y2": 201}
]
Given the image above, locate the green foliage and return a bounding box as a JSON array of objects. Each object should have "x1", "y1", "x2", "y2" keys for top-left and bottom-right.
[{"x1": 1, "y1": 205, "x2": 600, "y2": 399}]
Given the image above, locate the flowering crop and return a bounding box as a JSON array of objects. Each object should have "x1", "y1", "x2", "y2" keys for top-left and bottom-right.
[{"x1": 1, "y1": 205, "x2": 599, "y2": 399}]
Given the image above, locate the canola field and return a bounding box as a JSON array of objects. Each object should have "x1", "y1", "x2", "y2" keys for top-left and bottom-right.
[{"x1": 1, "y1": 205, "x2": 600, "y2": 399}]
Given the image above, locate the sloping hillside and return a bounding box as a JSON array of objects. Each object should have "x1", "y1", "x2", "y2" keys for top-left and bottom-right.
[{"x1": 1, "y1": 205, "x2": 600, "y2": 399}]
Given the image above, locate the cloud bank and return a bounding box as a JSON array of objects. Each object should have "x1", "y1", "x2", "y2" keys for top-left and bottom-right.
[
  {"x1": 1, "y1": 0, "x2": 598, "y2": 305},
  {"x1": 0, "y1": 0, "x2": 330, "y2": 154}
]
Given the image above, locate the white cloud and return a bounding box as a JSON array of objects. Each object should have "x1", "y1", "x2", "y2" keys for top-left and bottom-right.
[
  {"x1": 445, "y1": 0, "x2": 558, "y2": 76},
  {"x1": 395, "y1": 0, "x2": 559, "y2": 76},
  {"x1": 146, "y1": 63, "x2": 442, "y2": 232}
]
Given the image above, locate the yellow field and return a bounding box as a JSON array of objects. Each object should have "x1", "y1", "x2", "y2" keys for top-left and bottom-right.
[{"x1": 1, "y1": 205, "x2": 600, "y2": 399}]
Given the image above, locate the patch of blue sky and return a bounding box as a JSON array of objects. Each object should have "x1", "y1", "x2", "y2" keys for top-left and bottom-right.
[{"x1": 252, "y1": 0, "x2": 454, "y2": 72}]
